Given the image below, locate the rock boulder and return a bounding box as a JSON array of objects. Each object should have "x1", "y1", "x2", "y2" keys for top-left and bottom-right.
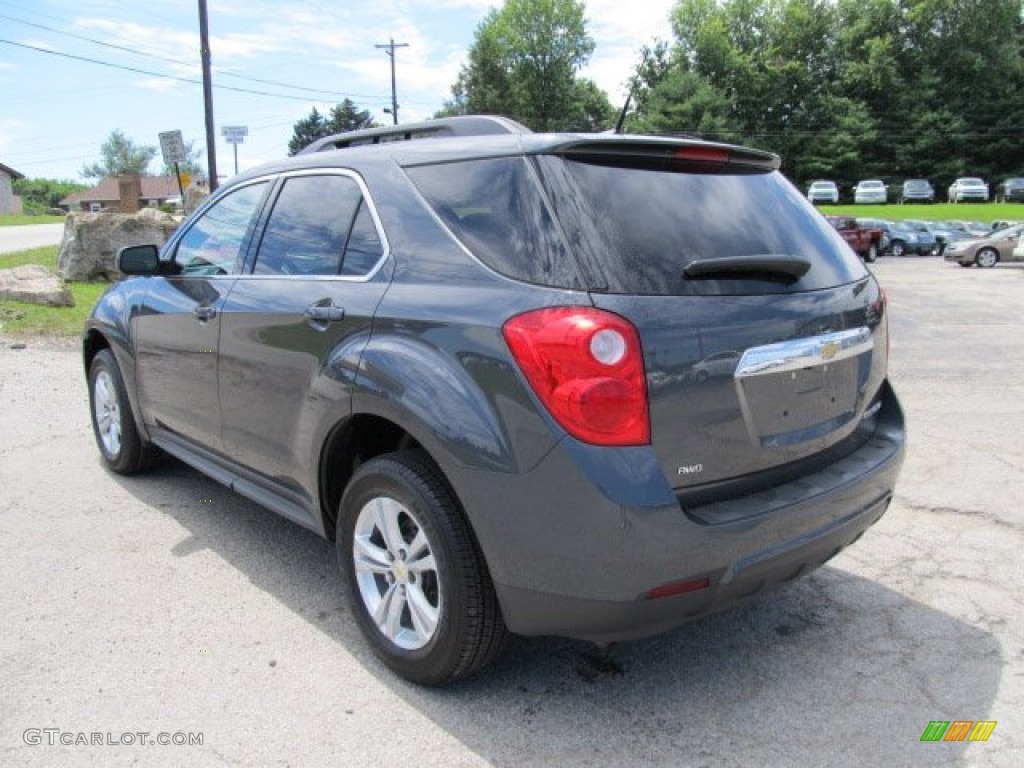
[
  {"x1": 0, "y1": 265, "x2": 74, "y2": 307},
  {"x1": 57, "y1": 208, "x2": 180, "y2": 282}
]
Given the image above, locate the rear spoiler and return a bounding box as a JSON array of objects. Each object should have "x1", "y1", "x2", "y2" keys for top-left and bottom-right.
[{"x1": 549, "y1": 140, "x2": 780, "y2": 172}]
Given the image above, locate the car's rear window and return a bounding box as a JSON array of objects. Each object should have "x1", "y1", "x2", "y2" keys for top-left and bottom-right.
[{"x1": 407, "y1": 154, "x2": 865, "y2": 296}]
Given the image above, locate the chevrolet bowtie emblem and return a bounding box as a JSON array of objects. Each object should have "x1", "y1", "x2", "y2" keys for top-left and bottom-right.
[{"x1": 819, "y1": 340, "x2": 841, "y2": 360}]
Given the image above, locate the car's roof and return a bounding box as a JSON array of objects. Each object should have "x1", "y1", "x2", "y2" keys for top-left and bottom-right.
[{"x1": 228, "y1": 121, "x2": 780, "y2": 187}]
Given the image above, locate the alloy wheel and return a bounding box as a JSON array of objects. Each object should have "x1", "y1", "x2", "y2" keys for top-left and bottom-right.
[
  {"x1": 93, "y1": 369, "x2": 122, "y2": 458},
  {"x1": 352, "y1": 496, "x2": 441, "y2": 650}
]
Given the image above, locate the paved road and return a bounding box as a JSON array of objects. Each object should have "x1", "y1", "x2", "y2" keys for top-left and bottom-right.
[
  {"x1": 0, "y1": 222, "x2": 65, "y2": 254},
  {"x1": 0, "y1": 258, "x2": 1020, "y2": 767}
]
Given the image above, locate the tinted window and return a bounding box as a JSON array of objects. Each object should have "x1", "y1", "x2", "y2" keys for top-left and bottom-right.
[
  {"x1": 534, "y1": 156, "x2": 865, "y2": 295},
  {"x1": 409, "y1": 155, "x2": 864, "y2": 295},
  {"x1": 405, "y1": 157, "x2": 584, "y2": 289},
  {"x1": 254, "y1": 175, "x2": 362, "y2": 276},
  {"x1": 341, "y1": 201, "x2": 384, "y2": 277},
  {"x1": 174, "y1": 182, "x2": 268, "y2": 276}
]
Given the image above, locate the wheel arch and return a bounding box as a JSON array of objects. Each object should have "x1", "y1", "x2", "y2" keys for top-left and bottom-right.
[
  {"x1": 318, "y1": 412, "x2": 431, "y2": 541},
  {"x1": 84, "y1": 325, "x2": 150, "y2": 444}
]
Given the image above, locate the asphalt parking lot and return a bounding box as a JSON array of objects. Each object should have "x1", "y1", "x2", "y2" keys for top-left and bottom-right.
[{"x1": 1, "y1": 257, "x2": 1021, "y2": 767}]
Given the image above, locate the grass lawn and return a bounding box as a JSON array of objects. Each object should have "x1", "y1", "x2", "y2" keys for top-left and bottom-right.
[
  {"x1": 0, "y1": 245, "x2": 108, "y2": 337},
  {"x1": 0, "y1": 213, "x2": 66, "y2": 226},
  {"x1": 818, "y1": 202, "x2": 1024, "y2": 223}
]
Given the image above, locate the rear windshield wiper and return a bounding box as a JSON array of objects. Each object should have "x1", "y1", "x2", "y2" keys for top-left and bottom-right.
[{"x1": 683, "y1": 254, "x2": 811, "y2": 283}]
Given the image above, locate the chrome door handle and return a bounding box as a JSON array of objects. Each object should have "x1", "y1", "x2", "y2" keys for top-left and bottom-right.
[
  {"x1": 304, "y1": 303, "x2": 345, "y2": 322},
  {"x1": 193, "y1": 305, "x2": 217, "y2": 321}
]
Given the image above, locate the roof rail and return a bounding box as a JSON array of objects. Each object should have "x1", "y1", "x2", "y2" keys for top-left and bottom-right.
[{"x1": 299, "y1": 115, "x2": 532, "y2": 154}]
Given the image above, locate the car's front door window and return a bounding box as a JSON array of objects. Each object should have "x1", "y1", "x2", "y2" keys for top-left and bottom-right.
[{"x1": 174, "y1": 182, "x2": 269, "y2": 276}]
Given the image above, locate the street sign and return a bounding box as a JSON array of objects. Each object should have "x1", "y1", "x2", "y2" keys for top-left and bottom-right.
[
  {"x1": 158, "y1": 130, "x2": 186, "y2": 165},
  {"x1": 221, "y1": 126, "x2": 248, "y2": 144}
]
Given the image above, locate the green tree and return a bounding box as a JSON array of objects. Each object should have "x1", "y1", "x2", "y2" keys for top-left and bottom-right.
[
  {"x1": 327, "y1": 99, "x2": 376, "y2": 133},
  {"x1": 12, "y1": 178, "x2": 86, "y2": 213},
  {"x1": 444, "y1": 0, "x2": 610, "y2": 131},
  {"x1": 645, "y1": 0, "x2": 1024, "y2": 187},
  {"x1": 288, "y1": 107, "x2": 328, "y2": 155},
  {"x1": 81, "y1": 129, "x2": 157, "y2": 178},
  {"x1": 288, "y1": 100, "x2": 378, "y2": 155}
]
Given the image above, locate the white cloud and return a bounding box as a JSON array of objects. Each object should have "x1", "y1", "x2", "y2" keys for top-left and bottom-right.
[
  {"x1": 582, "y1": 0, "x2": 676, "y2": 100},
  {"x1": 132, "y1": 77, "x2": 183, "y2": 92},
  {"x1": 20, "y1": 39, "x2": 56, "y2": 52}
]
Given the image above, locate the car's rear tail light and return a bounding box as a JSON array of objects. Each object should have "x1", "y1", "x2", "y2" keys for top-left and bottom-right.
[{"x1": 502, "y1": 307, "x2": 649, "y2": 446}]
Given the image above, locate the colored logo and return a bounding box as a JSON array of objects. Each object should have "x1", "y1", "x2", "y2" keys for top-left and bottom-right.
[{"x1": 920, "y1": 721, "x2": 997, "y2": 742}]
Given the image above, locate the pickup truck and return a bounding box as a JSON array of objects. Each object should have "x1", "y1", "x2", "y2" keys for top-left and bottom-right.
[{"x1": 826, "y1": 215, "x2": 885, "y2": 262}]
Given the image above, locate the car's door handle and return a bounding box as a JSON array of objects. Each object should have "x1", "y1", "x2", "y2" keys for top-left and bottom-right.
[
  {"x1": 304, "y1": 302, "x2": 345, "y2": 323},
  {"x1": 193, "y1": 305, "x2": 217, "y2": 321}
]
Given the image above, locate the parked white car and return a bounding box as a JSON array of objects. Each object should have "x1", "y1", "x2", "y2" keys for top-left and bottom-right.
[
  {"x1": 807, "y1": 180, "x2": 839, "y2": 204},
  {"x1": 947, "y1": 177, "x2": 989, "y2": 203},
  {"x1": 854, "y1": 180, "x2": 887, "y2": 204}
]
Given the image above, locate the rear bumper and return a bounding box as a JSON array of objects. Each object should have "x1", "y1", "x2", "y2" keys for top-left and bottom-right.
[{"x1": 450, "y1": 382, "x2": 905, "y2": 643}]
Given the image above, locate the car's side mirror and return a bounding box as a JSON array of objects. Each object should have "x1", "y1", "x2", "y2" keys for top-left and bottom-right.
[{"x1": 118, "y1": 244, "x2": 160, "y2": 275}]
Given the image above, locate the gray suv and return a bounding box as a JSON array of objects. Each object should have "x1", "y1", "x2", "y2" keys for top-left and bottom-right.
[{"x1": 85, "y1": 116, "x2": 905, "y2": 685}]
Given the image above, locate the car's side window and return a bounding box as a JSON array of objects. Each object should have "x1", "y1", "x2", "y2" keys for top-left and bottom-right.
[
  {"x1": 254, "y1": 175, "x2": 369, "y2": 277},
  {"x1": 340, "y1": 201, "x2": 384, "y2": 277},
  {"x1": 173, "y1": 182, "x2": 268, "y2": 276}
]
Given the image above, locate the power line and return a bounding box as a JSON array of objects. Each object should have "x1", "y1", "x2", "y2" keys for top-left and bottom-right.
[
  {"x1": 0, "y1": 38, "x2": 376, "y2": 104},
  {"x1": 0, "y1": 13, "x2": 385, "y2": 101}
]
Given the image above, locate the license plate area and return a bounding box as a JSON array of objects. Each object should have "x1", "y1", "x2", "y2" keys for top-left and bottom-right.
[{"x1": 734, "y1": 328, "x2": 873, "y2": 448}]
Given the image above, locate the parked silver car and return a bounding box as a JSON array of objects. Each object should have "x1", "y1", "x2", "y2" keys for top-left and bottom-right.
[
  {"x1": 854, "y1": 180, "x2": 887, "y2": 204},
  {"x1": 900, "y1": 179, "x2": 934, "y2": 204},
  {"x1": 947, "y1": 177, "x2": 989, "y2": 203},
  {"x1": 807, "y1": 180, "x2": 839, "y2": 204}
]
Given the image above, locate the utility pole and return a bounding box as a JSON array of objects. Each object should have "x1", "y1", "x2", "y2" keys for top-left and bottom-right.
[
  {"x1": 375, "y1": 38, "x2": 409, "y2": 125},
  {"x1": 198, "y1": 0, "x2": 219, "y2": 192}
]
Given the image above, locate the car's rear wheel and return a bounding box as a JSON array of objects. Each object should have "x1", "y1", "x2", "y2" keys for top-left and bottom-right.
[
  {"x1": 975, "y1": 248, "x2": 999, "y2": 268},
  {"x1": 890, "y1": 240, "x2": 906, "y2": 258},
  {"x1": 337, "y1": 452, "x2": 507, "y2": 685},
  {"x1": 88, "y1": 349, "x2": 154, "y2": 474},
  {"x1": 865, "y1": 243, "x2": 878, "y2": 263}
]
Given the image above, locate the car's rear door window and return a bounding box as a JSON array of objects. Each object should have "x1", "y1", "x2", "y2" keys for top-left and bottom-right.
[{"x1": 254, "y1": 175, "x2": 364, "y2": 276}]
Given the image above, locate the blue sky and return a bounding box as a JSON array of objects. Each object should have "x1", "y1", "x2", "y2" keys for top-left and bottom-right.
[{"x1": 0, "y1": 0, "x2": 676, "y2": 183}]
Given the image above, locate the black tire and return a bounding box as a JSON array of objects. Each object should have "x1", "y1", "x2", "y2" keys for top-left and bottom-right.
[
  {"x1": 337, "y1": 452, "x2": 507, "y2": 685},
  {"x1": 890, "y1": 240, "x2": 906, "y2": 258},
  {"x1": 864, "y1": 243, "x2": 878, "y2": 263},
  {"x1": 88, "y1": 349, "x2": 154, "y2": 474},
  {"x1": 975, "y1": 248, "x2": 999, "y2": 268}
]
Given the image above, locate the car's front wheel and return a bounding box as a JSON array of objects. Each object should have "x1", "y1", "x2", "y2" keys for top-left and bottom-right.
[
  {"x1": 865, "y1": 243, "x2": 878, "y2": 263},
  {"x1": 975, "y1": 248, "x2": 999, "y2": 268},
  {"x1": 88, "y1": 349, "x2": 154, "y2": 474},
  {"x1": 337, "y1": 452, "x2": 507, "y2": 685},
  {"x1": 890, "y1": 240, "x2": 906, "y2": 258}
]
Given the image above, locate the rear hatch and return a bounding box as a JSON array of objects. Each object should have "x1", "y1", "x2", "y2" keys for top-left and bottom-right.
[{"x1": 405, "y1": 139, "x2": 889, "y2": 498}]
